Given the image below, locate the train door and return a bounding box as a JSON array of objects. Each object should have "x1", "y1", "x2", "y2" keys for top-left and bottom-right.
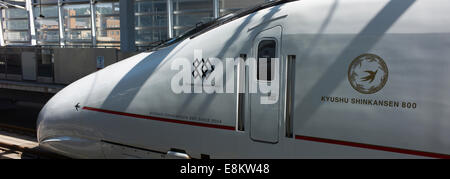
[{"x1": 249, "y1": 26, "x2": 282, "y2": 143}]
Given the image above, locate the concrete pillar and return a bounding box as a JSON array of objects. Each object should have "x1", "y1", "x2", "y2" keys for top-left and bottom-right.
[
  {"x1": 26, "y1": 0, "x2": 37, "y2": 45},
  {"x1": 120, "y1": 0, "x2": 136, "y2": 52}
]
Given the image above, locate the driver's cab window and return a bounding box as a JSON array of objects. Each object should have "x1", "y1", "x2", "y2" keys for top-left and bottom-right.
[{"x1": 257, "y1": 40, "x2": 276, "y2": 81}]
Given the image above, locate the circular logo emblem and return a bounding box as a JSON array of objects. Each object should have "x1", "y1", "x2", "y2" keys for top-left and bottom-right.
[{"x1": 348, "y1": 54, "x2": 388, "y2": 94}]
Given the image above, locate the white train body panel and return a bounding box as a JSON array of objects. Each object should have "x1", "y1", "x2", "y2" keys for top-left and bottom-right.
[{"x1": 37, "y1": 0, "x2": 450, "y2": 158}]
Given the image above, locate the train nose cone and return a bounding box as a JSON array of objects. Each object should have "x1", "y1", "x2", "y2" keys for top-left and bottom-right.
[
  {"x1": 36, "y1": 73, "x2": 105, "y2": 158},
  {"x1": 37, "y1": 73, "x2": 96, "y2": 143},
  {"x1": 37, "y1": 95, "x2": 68, "y2": 143},
  {"x1": 36, "y1": 88, "x2": 80, "y2": 143},
  {"x1": 36, "y1": 103, "x2": 49, "y2": 142}
]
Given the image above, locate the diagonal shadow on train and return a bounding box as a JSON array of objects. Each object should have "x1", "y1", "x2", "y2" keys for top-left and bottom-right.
[
  {"x1": 99, "y1": 4, "x2": 282, "y2": 114},
  {"x1": 99, "y1": 42, "x2": 187, "y2": 111},
  {"x1": 298, "y1": 0, "x2": 339, "y2": 65},
  {"x1": 98, "y1": 5, "x2": 282, "y2": 115},
  {"x1": 178, "y1": 5, "x2": 283, "y2": 115},
  {"x1": 294, "y1": 0, "x2": 416, "y2": 128},
  {"x1": 173, "y1": 10, "x2": 255, "y2": 114}
]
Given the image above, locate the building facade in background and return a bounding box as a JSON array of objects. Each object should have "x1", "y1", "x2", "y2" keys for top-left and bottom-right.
[{"x1": 0, "y1": 0, "x2": 268, "y2": 50}]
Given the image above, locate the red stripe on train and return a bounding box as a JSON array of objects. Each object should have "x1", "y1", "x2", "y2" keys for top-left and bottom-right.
[
  {"x1": 82, "y1": 106, "x2": 450, "y2": 158},
  {"x1": 82, "y1": 106, "x2": 235, "y2": 131},
  {"x1": 295, "y1": 135, "x2": 450, "y2": 159}
]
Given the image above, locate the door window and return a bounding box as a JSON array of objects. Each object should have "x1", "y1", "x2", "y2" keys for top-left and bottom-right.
[{"x1": 257, "y1": 40, "x2": 276, "y2": 81}]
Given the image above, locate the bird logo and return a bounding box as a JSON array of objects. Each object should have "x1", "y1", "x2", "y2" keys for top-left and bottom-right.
[
  {"x1": 361, "y1": 70, "x2": 378, "y2": 83},
  {"x1": 75, "y1": 103, "x2": 80, "y2": 111},
  {"x1": 348, "y1": 54, "x2": 388, "y2": 94}
]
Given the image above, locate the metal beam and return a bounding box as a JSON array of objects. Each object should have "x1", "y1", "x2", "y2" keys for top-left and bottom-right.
[
  {"x1": 213, "y1": 0, "x2": 219, "y2": 18},
  {"x1": 0, "y1": 9, "x2": 5, "y2": 46},
  {"x1": 57, "y1": 0, "x2": 64, "y2": 46},
  {"x1": 26, "y1": 0, "x2": 36, "y2": 45},
  {"x1": 167, "y1": 0, "x2": 173, "y2": 38},
  {"x1": 90, "y1": 0, "x2": 96, "y2": 46},
  {"x1": 0, "y1": 1, "x2": 26, "y2": 10}
]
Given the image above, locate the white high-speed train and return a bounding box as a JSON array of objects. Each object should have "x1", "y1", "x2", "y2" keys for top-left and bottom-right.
[{"x1": 37, "y1": 0, "x2": 450, "y2": 159}]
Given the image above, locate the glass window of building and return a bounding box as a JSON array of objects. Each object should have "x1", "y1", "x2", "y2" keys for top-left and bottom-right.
[
  {"x1": 219, "y1": 0, "x2": 266, "y2": 16},
  {"x1": 33, "y1": 0, "x2": 59, "y2": 45},
  {"x1": 96, "y1": 0, "x2": 120, "y2": 47},
  {"x1": 135, "y1": 0, "x2": 168, "y2": 48},
  {"x1": 63, "y1": 3, "x2": 92, "y2": 46},
  {"x1": 1, "y1": 7, "x2": 30, "y2": 45},
  {"x1": 173, "y1": 0, "x2": 214, "y2": 36}
]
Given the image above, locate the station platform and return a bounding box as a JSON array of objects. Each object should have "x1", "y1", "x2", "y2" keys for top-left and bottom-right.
[
  {"x1": 0, "y1": 80, "x2": 65, "y2": 104},
  {"x1": 0, "y1": 80, "x2": 62, "y2": 133},
  {"x1": 0, "y1": 80, "x2": 65, "y2": 94}
]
